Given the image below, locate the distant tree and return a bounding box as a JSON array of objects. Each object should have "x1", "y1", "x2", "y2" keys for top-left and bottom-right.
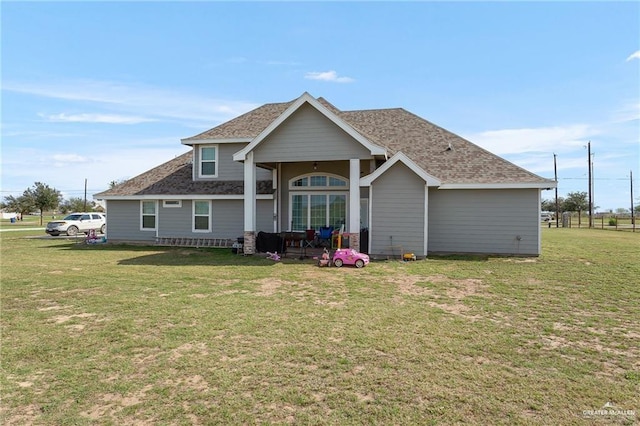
[
  {"x1": 562, "y1": 191, "x2": 589, "y2": 215},
  {"x1": 635, "y1": 205, "x2": 640, "y2": 215},
  {"x1": 24, "y1": 182, "x2": 62, "y2": 225},
  {"x1": 59, "y1": 197, "x2": 92, "y2": 214},
  {"x1": 1, "y1": 194, "x2": 35, "y2": 218},
  {"x1": 108, "y1": 179, "x2": 126, "y2": 189},
  {"x1": 541, "y1": 197, "x2": 564, "y2": 213},
  {"x1": 614, "y1": 207, "x2": 629, "y2": 215}
]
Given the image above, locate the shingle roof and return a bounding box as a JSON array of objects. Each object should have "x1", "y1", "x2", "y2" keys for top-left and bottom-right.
[
  {"x1": 182, "y1": 102, "x2": 293, "y2": 141},
  {"x1": 95, "y1": 152, "x2": 273, "y2": 197},
  {"x1": 338, "y1": 108, "x2": 549, "y2": 184},
  {"x1": 184, "y1": 96, "x2": 551, "y2": 185},
  {"x1": 96, "y1": 94, "x2": 552, "y2": 198}
]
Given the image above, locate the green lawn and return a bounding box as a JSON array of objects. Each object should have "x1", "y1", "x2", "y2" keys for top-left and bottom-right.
[{"x1": 1, "y1": 229, "x2": 638, "y2": 425}]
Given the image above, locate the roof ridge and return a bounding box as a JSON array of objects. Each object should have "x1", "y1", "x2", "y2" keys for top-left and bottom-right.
[{"x1": 342, "y1": 107, "x2": 404, "y2": 113}]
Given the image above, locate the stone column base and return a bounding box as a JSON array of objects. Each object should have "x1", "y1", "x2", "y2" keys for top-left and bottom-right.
[
  {"x1": 349, "y1": 233, "x2": 360, "y2": 252},
  {"x1": 243, "y1": 231, "x2": 256, "y2": 255}
]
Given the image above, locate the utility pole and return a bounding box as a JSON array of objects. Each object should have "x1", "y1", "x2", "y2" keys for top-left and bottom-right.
[
  {"x1": 554, "y1": 153, "x2": 559, "y2": 228},
  {"x1": 587, "y1": 142, "x2": 592, "y2": 228},
  {"x1": 631, "y1": 170, "x2": 635, "y2": 232},
  {"x1": 84, "y1": 178, "x2": 88, "y2": 212}
]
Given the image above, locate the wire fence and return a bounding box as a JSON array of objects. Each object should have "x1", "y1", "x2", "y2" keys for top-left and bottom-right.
[{"x1": 546, "y1": 214, "x2": 637, "y2": 232}]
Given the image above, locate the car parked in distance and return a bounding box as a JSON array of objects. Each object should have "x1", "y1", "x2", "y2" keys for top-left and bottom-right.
[
  {"x1": 541, "y1": 213, "x2": 553, "y2": 222},
  {"x1": 46, "y1": 213, "x2": 106, "y2": 236}
]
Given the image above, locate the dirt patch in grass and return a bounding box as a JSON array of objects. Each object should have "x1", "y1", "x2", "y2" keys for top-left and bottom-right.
[
  {"x1": 50, "y1": 312, "x2": 96, "y2": 324},
  {"x1": 2, "y1": 404, "x2": 41, "y2": 426},
  {"x1": 80, "y1": 384, "x2": 154, "y2": 422},
  {"x1": 502, "y1": 258, "x2": 538, "y2": 263},
  {"x1": 168, "y1": 342, "x2": 210, "y2": 362},
  {"x1": 253, "y1": 277, "x2": 286, "y2": 296},
  {"x1": 541, "y1": 335, "x2": 633, "y2": 357},
  {"x1": 389, "y1": 274, "x2": 487, "y2": 318},
  {"x1": 38, "y1": 305, "x2": 69, "y2": 311},
  {"x1": 165, "y1": 374, "x2": 210, "y2": 392}
]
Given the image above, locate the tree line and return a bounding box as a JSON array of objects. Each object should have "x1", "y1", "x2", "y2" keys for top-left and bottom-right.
[
  {"x1": 0, "y1": 182, "x2": 103, "y2": 225},
  {"x1": 542, "y1": 191, "x2": 640, "y2": 216}
]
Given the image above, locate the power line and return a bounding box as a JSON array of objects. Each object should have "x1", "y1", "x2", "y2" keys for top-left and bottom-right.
[{"x1": 558, "y1": 177, "x2": 636, "y2": 181}]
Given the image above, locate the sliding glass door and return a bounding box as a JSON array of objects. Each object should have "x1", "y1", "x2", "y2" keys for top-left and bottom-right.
[{"x1": 291, "y1": 193, "x2": 346, "y2": 231}]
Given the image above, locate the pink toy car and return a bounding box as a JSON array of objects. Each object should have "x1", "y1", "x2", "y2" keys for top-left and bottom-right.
[{"x1": 332, "y1": 248, "x2": 370, "y2": 268}]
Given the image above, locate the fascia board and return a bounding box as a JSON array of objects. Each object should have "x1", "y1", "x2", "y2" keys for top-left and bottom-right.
[
  {"x1": 438, "y1": 182, "x2": 557, "y2": 190},
  {"x1": 96, "y1": 194, "x2": 274, "y2": 201},
  {"x1": 181, "y1": 137, "x2": 252, "y2": 146}
]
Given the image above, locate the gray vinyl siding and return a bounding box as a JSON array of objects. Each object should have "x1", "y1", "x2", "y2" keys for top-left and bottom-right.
[
  {"x1": 105, "y1": 199, "x2": 274, "y2": 242},
  {"x1": 256, "y1": 199, "x2": 275, "y2": 233},
  {"x1": 428, "y1": 188, "x2": 540, "y2": 255},
  {"x1": 192, "y1": 143, "x2": 271, "y2": 181},
  {"x1": 369, "y1": 162, "x2": 426, "y2": 257},
  {"x1": 104, "y1": 200, "x2": 156, "y2": 242},
  {"x1": 253, "y1": 103, "x2": 372, "y2": 163}
]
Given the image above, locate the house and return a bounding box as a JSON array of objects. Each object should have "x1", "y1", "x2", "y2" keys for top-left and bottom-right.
[
  {"x1": 1, "y1": 210, "x2": 18, "y2": 220},
  {"x1": 95, "y1": 92, "x2": 556, "y2": 257}
]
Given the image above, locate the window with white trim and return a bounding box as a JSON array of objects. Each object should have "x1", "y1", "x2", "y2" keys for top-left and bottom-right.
[
  {"x1": 193, "y1": 200, "x2": 211, "y2": 232},
  {"x1": 198, "y1": 145, "x2": 218, "y2": 178},
  {"x1": 141, "y1": 201, "x2": 157, "y2": 230},
  {"x1": 289, "y1": 174, "x2": 348, "y2": 231}
]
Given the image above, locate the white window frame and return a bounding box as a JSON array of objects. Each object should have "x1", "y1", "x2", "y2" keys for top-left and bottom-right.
[
  {"x1": 198, "y1": 145, "x2": 218, "y2": 178},
  {"x1": 163, "y1": 200, "x2": 182, "y2": 208},
  {"x1": 140, "y1": 200, "x2": 158, "y2": 231},
  {"x1": 288, "y1": 174, "x2": 349, "y2": 231},
  {"x1": 289, "y1": 173, "x2": 348, "y2": 189},
  {"x1": 289, "y1": 192, "x2": 348, "y2": 231},
  {"x1": 192, "y1": 200, "x2": 212, "y2": 233}
]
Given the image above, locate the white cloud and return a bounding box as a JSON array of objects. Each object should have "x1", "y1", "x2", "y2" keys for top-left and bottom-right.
[
  {"x1": 1, "y1": 145, "x2": 189, "y2": 199},
  {"x1": 304, "y1": 70, "x2": 354, "y2": 83},
  {"x1": 3, "y1": 79, "x2": 260, "y2": 126},
  {"x1": 463, "y1": 124, "x2": 598, "y2": 155},
  {"x1": 52, "y1": 154, "x2": 91, "y2": 166},
  {"x1": 42, "y1": 113, "x2": 156, "y2": 124},
  {"x1": 611, "y1": 101, "x2": 640, "y2": 123},
  {"x1": 625, "y1": 50, "x2": 640, "y2": 61}
]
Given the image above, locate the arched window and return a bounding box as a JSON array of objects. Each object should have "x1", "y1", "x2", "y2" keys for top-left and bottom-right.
[
  {"x1": 290, "y1": 174, "x2": 347, "y2": 189},
  {"x1": 289, "y1": 174, "x2": 348, "y2": 231}
]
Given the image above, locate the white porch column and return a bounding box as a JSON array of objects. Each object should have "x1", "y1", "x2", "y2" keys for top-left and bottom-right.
[
  {"x1": 349, "y1": 159, "x2": 361, "y2": 251},
  {"x1": 424, "y1": 184, "x2": 429, "y2": 257},
  {"x1": 272, "y1": 167, "x2": 279, "y2": 233},
  {"x1": 243, "y1": 152, "x2": 256, "y2": 254}
]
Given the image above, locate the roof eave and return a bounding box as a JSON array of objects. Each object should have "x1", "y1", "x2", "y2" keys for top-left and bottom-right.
[
  {"x1": 181, "y1": 137, "x2": 253, "y2": 146},
  {"x1": 438, "y1": 182, "x2": 557, "y2": 190},
  {"x1": 96, "y1": 194, "x2": 274, "y2": 201}
]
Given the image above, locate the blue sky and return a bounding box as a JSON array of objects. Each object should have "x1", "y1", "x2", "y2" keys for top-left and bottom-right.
[{"x1": 2, "y1": 1, "x2": 638, "y2": 211}]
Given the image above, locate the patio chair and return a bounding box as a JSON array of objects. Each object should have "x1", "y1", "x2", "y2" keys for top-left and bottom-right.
[
  {"x1": 303, "y1": 229, "x2": 316, "y2": 248},
  {"x1": 317, "y1": 226, "x2": 333, "y2": 248}
]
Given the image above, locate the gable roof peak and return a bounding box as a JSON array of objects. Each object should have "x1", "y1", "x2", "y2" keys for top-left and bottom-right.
[{"x1": 232, "y1": 93, "x2": 387, "y2": 161}]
